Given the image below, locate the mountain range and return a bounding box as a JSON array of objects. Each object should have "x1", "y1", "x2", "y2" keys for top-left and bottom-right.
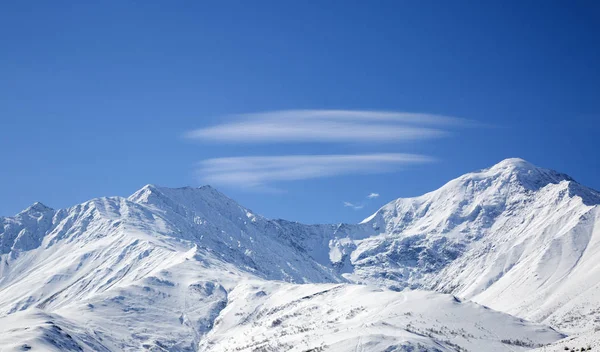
[{"x1": 1, "y1": 158, "x2": 599, "y2": 351}]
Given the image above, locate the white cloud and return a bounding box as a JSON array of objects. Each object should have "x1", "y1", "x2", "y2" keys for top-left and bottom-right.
[
  {"x1": 185, "y1": 109, "x2": 467, "y2": 143},
  {"x1": 343, "y1": 201, "x2": 364, "y2": 210},
  {"x1": 343, "y1": 192, "x2": 382, "y2": 211},
  {"x1": 197, "y1": 153, "x2": 434, "y2": 189}
]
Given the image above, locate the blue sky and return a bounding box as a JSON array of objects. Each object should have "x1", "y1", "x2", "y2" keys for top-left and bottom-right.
[{"x1": 1, "y1": 1, "x2": 599, "y2": 223}]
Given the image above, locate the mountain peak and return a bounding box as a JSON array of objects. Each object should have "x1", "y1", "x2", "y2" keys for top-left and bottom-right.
[
  {"x1": 490, "y1": 157, "x2": 533, "y2": 169},
  {"x1": 361, "y1": 158, "x2": 591, "y2": 226},
  {"x1": 467, "y1": 158, "x2": 574, "y2": 191},
  {"x1": 128, "y1": 184, "x2": 252, "y2": 220},
  {"x1": 19, "y1": 201, "x2": 54, "y2": 216},
  {"x1": 129, "y1": 184, "x2": 225, "y2": 202}
]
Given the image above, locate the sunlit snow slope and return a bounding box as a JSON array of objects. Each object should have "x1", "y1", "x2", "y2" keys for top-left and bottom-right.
[
  {"x1": 0, "y1": 158, "x2": 597, "y2": 351},
  {"x1": 352, "y1": 158, "x2": 600, "y2": 333}
]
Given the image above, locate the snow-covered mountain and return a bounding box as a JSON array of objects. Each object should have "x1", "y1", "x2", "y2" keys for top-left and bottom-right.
[
  {"x1": 0, "y1": 158, "x2": 598, "y2": 351},
  {"x1": 351, "y1": 158, "x2": 600, "y2": 333}
]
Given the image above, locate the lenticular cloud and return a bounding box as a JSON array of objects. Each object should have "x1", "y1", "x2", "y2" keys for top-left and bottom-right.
[
  {"x1": 185, "y1": 109, "x2": 467, "y2": 143},
  {"x1": 197, "y1": 153, "x2": 434, "y2": 188}
]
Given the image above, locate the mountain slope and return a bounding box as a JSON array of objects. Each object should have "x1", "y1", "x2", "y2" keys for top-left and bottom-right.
[
  {"x1": 346, "y1": 158, "x2": 600, "y2": 332},
  {"x1": 199, "y1": 283, "x2": 562, "y2": 352},
  {"x1": 0, "y1": 158, "x2": 598, "y2": 350}
]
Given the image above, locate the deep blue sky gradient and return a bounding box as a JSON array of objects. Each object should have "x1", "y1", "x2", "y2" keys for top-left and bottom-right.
[{"x1": 1, "y1": 1, "x2": 599, "y2": 223}]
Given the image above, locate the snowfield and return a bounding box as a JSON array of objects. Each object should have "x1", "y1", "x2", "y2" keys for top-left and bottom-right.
[
  {"x1": 1, "y1": 158, "x2": 598, "y2": 351},
  {"x1": 200, "y1": 283, "x2": 562, "y2": 352}
]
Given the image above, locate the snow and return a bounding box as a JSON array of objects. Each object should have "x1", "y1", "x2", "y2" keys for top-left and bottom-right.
[
  {"x1": 346, "y1": 158, "x2": 600, "y2": 333},
  {"x1": 0, "y1": 158, "x2": 599, "y2": 350},
  {"x1": 201, "y1": 283, "x2": 562, "y2": 351},
  {"x1": 531, "y1": 329, "x2": 600, "y2": 351}
]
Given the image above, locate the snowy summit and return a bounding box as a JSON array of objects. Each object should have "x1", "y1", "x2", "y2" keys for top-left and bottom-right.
[{"x1": 0, "y1": 158, "x2": 599, "y2": 351}]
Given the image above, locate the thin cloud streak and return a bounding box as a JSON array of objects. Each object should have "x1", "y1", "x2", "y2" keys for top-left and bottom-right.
[
  {"x1": 343, "y1": 201, "x2": 364, "y2": 210},
  {"x1": 197, "y1": 153, "x2": 435, "y2": 189},
  {"x1": 344, "y1": 192, "x2": 381, "y2": 211},
  {"x1": 185, "y1": 110, "x2": 468, "y2": 143}
]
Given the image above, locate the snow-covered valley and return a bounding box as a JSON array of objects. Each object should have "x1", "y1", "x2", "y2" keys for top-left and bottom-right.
[{"x1": 1, "y1": 158, "x2": 599, "y2": 351}]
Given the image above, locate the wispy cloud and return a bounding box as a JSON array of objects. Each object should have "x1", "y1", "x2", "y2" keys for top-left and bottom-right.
[
  {"x1": 197, "y1": 153, "x2": 434, "y2": 189},
  {"x1": 343, "y1": 201, "x2": 364, "y2": 210},
  {"x1": 185, "y1": 109, "x2": 468, "y2": 143},
  {"x1": 186, "y1": 109, "x2": 472, "y2": 191},
  {"x1": 344, "y1": 192, "x2": 382, "y2": 211}
]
